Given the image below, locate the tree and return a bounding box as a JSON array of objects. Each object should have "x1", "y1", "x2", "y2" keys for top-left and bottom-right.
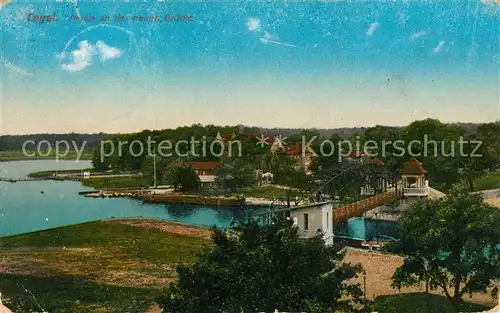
[
  {"x1": 215, "y1": 159, "x2": 256, "y2": 192},
  {"x1": 165, "y1": 165, "x2": 201, "y2": 192},
  {"x1": 141, "y1": 156, "x2": 171, "y2": 186},
  {"x1": 476, "y1": 122, "x2": 500, "y2": 165},
  {"x1": 402, "y1": 119, "x2": 464, "y2": 190},
  {"x1": 158, "y1": 219, "x2": 363, "y2": 313},
  {"x1": 91, "y1": 147, "x2": 109, "y2": 172},
  {"x1": 389, "y1": 190, "x2": 500, "y2": 312},
  {"x1": 458, "y1": 136, "x2": 493, "y2": 192}
]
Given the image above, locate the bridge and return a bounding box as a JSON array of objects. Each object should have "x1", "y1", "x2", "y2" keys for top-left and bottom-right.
[{"x1": 333, "y1": 190, "x2": 397, "y2": 223}]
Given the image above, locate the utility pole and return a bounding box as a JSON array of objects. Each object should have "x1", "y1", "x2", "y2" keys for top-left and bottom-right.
[
  {"x1": 363, "y1": 270, "x2": 367, "y2": 312},
  {"x1": 153, "y1": 153, "x2": 157, "y2": 188}
]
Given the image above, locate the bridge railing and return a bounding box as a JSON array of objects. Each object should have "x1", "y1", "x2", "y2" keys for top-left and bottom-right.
[{"x1": 333, "y1": 191, "x2": 396, "y2": 223}]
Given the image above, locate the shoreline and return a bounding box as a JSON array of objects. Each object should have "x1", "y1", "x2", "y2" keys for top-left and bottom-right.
[{"x1": 0, "y1": 217, "x2": 216, "y2": 239}]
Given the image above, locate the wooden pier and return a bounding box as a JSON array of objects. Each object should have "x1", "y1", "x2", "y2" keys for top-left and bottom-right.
[{"x1": 0, "y1": 176, "x2": 81, "y2": 183}]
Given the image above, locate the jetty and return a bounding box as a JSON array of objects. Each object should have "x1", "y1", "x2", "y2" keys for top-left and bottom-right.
[{"x1": 0, "y1": 176, "x2": 80, "y2": 183}]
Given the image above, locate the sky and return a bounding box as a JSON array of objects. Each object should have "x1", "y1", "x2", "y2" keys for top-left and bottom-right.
[{"x1": 1, "y1": 0, "x2": 499, "y2": 135}]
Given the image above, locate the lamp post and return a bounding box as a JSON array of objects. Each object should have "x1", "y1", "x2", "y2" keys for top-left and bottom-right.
[{"x1": 363, "y1": 270, "x2": 367, "y2": 312}]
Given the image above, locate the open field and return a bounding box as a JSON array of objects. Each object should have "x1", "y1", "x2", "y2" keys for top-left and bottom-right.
[
  {"x1": 474, "y1": 171, "x2": 500, "y2": 192},
  {"x1": 0, "y1": 219, "x2": 209, "y2": 312}
]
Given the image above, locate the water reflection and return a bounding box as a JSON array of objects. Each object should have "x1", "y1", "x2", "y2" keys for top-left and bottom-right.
[
  {"x1": 0, "y1": 161, "x2": 257, "y2": 237},
  {"x1": 334, "y1": 217, "x2": 398, "y2": 241}
]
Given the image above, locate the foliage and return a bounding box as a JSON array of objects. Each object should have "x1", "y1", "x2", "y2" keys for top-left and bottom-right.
[
  {"x1": 140, "y1": 155, "x2": 172, "y2": 186},
  {"x1": 0, "y1": 133, "x2": 105, "y2": 151},
  {"x1": 373, "y1": 292, "x2": 492, "y2": 313},
  {"x1": 401, "y1": 119, "x2": 463, "y2": 190},
  {"x1": 84, "y1": 121, "x2": 500, "y2": 196},
  {"x1": 215, "y1": 158, "x2": 257, "y2": 192},
  {"x1": 158, "y1": 219, "x2": 364, "y2": 313},
  {"x1": 388, "y1": 191, "x2": 500, "y2": 312},
  {"x1": 166, "y1": 165, "x2": 201, "y2": 192},
  {"x1": 0, "y1": 150, "x2": 93, "y2": 161},
  {"x1": 476, "y1": 121, "x2": 500, "y2": 164}
]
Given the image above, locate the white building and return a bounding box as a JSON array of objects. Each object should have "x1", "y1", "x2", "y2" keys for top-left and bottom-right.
[
  {"x1": 255, "y1": 202, "x2": 334, "y2": 246},
  {"x1": 288, "y1": 202, "x2": 334, "y2": 246}
]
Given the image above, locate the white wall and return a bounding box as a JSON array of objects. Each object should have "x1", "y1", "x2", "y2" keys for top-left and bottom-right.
[
  {"x1": 289, "y1": 202, "x2": 333, "y2": 246},
  {"x1": 321, "y1": 203, "x2": 334, "y2": 246}
]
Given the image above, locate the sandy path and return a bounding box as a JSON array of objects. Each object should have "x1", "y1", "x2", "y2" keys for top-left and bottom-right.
[{"x1": 104, "y1": 218, "x2": 213, "y2": 240}]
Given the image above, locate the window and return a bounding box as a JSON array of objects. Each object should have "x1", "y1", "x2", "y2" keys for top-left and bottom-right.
[
  {"x1": 304, "y1": 213, "x2": 309, "y2": 231},
  {"x1": 326, "y1": 212, "x2": 329, "y2": 230}
]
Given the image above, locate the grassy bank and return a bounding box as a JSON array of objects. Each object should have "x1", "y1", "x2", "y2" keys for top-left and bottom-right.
[
  {"x1": 239, "y1": 186, "x2": 288, "y2": 199},
  {"x1": 28, "y1": 168, "x2": 96, "y2": 178},
  {"x1": 0, "y1": 150, "x2": 93, "y2": 161},
  {"x1": 192, "y1": 186, "x2": 288, "y2": 199},
  {"x1": 0, "y1": 220, "x2": 209, "y2": 312},
  {"x1": 474, "y1": 171, "x2": 500, "y2": 191}
]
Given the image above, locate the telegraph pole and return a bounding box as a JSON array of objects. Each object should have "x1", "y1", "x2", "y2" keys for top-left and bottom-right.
[{"x1": 153, "y1": 152, "x2": 157, "y2": 188}]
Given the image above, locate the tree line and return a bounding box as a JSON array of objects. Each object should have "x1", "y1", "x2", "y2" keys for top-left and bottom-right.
[
  {"x1": 0, "y1": 133, "x2": 108, "y2": 151},
  {"x1": 88, "y1": 120, "x2": 499, "y2": 197}
]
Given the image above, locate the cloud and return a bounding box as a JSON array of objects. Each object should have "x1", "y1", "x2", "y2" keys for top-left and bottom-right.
[
  {"x1": 2, "y1": 58, "x2": 32, "y2": 76},
  {"x1": 409, "y1": 31, "x2": 427, "y2": 40},
  {"x1": 61, "y1": 40, "x2": 95, "y2": 72},
  {"x1": 247, "y1": 17, "x2": 260, "y2": 32},
  {"x1": 366, "y1": 22, "x2": 379, "y2": 36},
  {"x1": 433, "y1": 40, "x2": 446, "y2": 53},
  {"x1": 61, "y1": 40, "x2": 122, "y2": 72},
  {"x1": 96, "y1": 41, "x2": 122, "y2": 61}
]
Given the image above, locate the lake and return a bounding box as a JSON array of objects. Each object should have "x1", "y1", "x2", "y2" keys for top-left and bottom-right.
[{"x1": 0, "y1": 160, "x2": 256, "y2": 237}]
